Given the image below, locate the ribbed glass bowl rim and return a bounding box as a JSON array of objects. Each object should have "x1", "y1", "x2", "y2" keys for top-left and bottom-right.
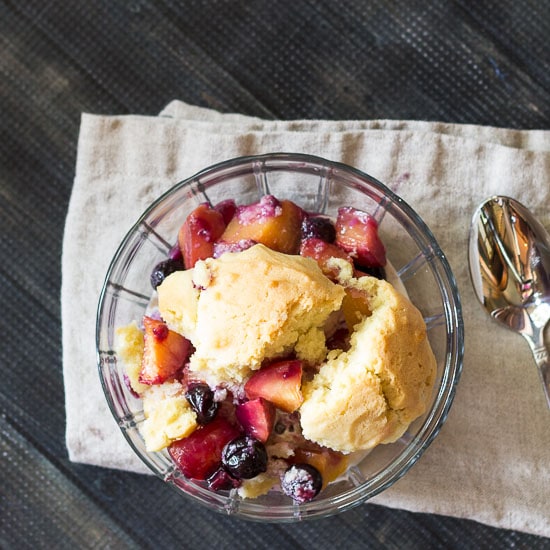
[{"x1": 96, "y1": 152, "x2": 464, "y2": 521}]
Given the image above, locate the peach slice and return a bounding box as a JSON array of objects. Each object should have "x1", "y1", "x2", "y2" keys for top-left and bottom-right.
[
  {"x1": 220, "y1": 195, "x2": 303, "y2": 255},
  {"x1": 235, "y1": 398, "x2": 276, "y2": 443},
  {"x1": 299, "y1": 237, "x2": 354, "y2": 280},
  {"x1": 341, "y1": 286, "x2": 372, "y2": 331},
  {"x1": 335, "y1": 206, "x2": 386, "y2": 268},
  {"x1": 244, "y1": 359, "x2": 304, "y2": 413},
  {"x1": 139, "y1": 316, "x2": 192, "y2": 385},
  {"x1": 178, "y1": 203, "x2": 226, "y2": 268}
]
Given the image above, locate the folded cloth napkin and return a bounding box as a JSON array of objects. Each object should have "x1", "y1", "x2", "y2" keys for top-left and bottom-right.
[{"x1": 62, "y1": 101, "x2": 550, "y2": 538}]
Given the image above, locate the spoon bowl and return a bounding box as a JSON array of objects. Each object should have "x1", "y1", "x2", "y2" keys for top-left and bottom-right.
[{"x1": 468, "y1": 196, "x2": 550, "y2": 408}]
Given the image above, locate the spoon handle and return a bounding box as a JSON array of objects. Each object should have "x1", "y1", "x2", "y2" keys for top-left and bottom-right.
[{"x1": 523, "y1": 333, "x2": 550, "y2": 409}]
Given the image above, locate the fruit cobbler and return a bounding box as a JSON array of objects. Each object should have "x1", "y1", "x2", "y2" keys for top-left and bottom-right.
[{"x1": 116, "y1": 195, "x2": 436, "y2": 503}]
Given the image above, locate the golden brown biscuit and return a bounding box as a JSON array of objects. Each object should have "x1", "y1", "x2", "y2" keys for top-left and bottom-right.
[
  {"x1": 158, "y1": 244, "x2": 345, "y2": 384},
  {"x1": 140, "y1": 381, "x2": 197, "y2": 452},
  {"x1": 300, "y1": 275, "x2": 436, "y2": 453}
]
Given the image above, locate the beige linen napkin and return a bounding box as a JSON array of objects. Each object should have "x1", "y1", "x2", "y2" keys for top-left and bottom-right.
[{"x1": 62, "y1": 101, "x2": 550, "y2": 537}]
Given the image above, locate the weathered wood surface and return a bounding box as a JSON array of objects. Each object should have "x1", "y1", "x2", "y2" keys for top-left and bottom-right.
[{"x1": 1, "y1": 1, "x2": 549, "y2": 548}]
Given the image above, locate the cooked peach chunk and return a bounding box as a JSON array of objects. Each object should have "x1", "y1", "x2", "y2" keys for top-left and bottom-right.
[
  {"x1": 341, "y1": 286, "x2": 372, "y2": 331},
  {"x1": 335, "y1": 206, "x2": 386, "y2": 268},
  {"x1": 140, "y1": 316, "x2": 192, "y2": 385},
  {"x1": 178, "y1": 203, "x2": 226, "y2": 268},
  {"x1": 220, "y1": 195, "x2": 303, "y2": 254},
  {"x1": 244, "y1": 359, "x2": 304, "y2": 413},
  {"x1": 299, "y1": 237, "x2": 354, "y2": 280},
  {"x1": 235, "y1": 398, "x2": 276, "y2": 443}
]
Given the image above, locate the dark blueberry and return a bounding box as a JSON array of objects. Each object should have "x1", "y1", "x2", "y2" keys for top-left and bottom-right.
[
  {"x1": 355, "y1": 264, "x2": 387, "y2": 280},
  {"x1": 206, "y1": 467, "x2": 242, "y2": 491},
  {"x1": 281, "y1": 463, "x2": 323, "y2": 503},
  {"x1": 221, "y1": 436, "x2": 268, "y2": 479},
  {"x1": 185, "y1": 383, "x2": 219, "y2": 424},
  {"x1": 150, "y1": 258, "x2": 185, "y2": 289},
  {"x1": 301, "y1": 216, "x2": 336, "y2": 243}
]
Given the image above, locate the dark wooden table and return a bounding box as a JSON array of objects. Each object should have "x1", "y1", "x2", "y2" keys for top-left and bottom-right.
[{"x1": 2, "y1": 1, "x2": 549, "y2": 548}]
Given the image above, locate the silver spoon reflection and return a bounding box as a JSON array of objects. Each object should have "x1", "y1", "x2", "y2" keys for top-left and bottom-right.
[{"x1": 468, "y1": 196, "x2": 550, "y2": 409}]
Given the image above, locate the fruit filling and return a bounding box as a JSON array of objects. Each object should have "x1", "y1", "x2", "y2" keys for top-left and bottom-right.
[{"x1": 115, "y1": 194, "x2": 437, "y2": 504}]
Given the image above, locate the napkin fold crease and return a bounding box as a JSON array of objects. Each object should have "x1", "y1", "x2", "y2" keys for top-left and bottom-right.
[{"x1": 62, "y1": 101, "x2": 550, "y2": 538}]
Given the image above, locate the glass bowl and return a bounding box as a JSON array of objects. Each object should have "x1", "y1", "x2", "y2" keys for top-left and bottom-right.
[{"x1": 96, "y1": 152, "x2": 463, "y2": 521}]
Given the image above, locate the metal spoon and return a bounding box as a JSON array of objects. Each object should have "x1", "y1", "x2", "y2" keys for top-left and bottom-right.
[{"x1": 468, "y1": 196, "x2": 550, "y2": 409}]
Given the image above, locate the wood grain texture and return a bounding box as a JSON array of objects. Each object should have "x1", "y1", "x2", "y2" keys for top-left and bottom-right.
[{"x1": 1, "y1": 0, "x2": 549, "y2": 548}]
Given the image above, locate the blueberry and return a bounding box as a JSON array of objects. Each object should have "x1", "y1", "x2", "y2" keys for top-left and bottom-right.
[
  {"x1": 301, "y1": 216, "x2": 336, "y2": 243},
  {"x1": 221, "y1": 436, "x2": 268, "y2": 479},
  {"x1": 281, "y1": 463, "x2": 323, "y2": 503},
  {"x1": 185, "y1": 383, "x2": 219, "y2": 424},
  {"x1": 150, "y1": 258, "x2": 185, "y2": 289}
]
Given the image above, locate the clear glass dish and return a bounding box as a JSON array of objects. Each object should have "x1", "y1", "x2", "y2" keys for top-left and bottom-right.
[{"x1": 96, "y1": 152, "x2": 463, "y2": 521}]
